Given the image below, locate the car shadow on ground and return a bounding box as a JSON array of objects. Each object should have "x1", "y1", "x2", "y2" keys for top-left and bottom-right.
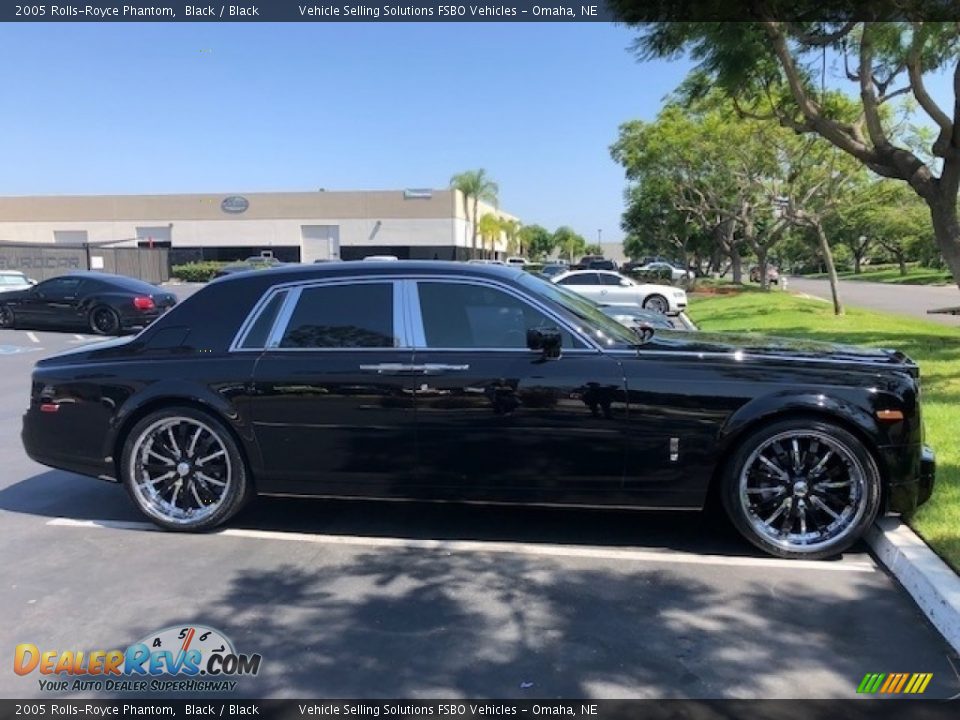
[{"x1": 0, "y1": 469, "x2": 871, "y2": 561}]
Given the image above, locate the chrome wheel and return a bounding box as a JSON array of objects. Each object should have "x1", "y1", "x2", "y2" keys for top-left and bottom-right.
[
  {"x1": 738, "y1": 429, "x2": 867, "y2": 553},
  {"x1": 643, "y1": 294, "x2": 668, "y2": 313},
  {"x1": 128, "y1": 416, "x2": 232, "y2": 526}
]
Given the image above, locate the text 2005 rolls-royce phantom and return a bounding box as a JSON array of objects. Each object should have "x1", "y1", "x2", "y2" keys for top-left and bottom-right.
[{"x1": 21, "y1": 261, "x2": 935, "y2": 559}]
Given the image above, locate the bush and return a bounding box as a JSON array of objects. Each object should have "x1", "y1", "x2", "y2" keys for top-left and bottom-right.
[{"x1": 171, "y1": 261, "x2": 228, "y2": 283}]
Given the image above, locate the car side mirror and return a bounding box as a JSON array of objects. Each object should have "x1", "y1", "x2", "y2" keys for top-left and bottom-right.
[
  {"x1": 633, "y1": 322, "x2": 656, "y2": 344},
  {"x1": 527, "y1": 327, "x2": 562, "y2": 359}
]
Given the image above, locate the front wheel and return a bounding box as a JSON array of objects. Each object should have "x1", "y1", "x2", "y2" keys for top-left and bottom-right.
[
  {"x1": 121, "y1": 407, "x2": 251, "y2": 531},
  {"x1": 0, "y1": 305, "x2": 15, "y2": 328},
  {"x1": 642, "y1": 294, "x2": 669, "y2": 313},
  {"x1": 721, "y1": 418, "x2": 881, "y2": 559}
]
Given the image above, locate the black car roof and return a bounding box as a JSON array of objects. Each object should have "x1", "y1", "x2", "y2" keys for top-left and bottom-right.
[
  {"x1": 212, "y1": 260, "x2": 529, "y2": 284},
  {"x1": 50, "y1": 271, "x2": 160, "y2": 291}
]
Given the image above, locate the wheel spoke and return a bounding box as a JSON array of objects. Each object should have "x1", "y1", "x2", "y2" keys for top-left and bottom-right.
[
  {"x1": 165, "y1": 427, "x2": 182, "y2": 457},
  {"x1": 196, "y1": 471, "x2": 226, "y2": 487},
  {"x1": 187, "y1": 426, "x2": 203, "y2": 457},
  {"x1": 808, "y1": 450, "x2": 834, "y2": 478},
  {"x1": 791, "y1": 438, "x2": 802, "y2": 472},
  {"x1": 810, "y1": 495, "x2": 842, "y2": 522},
  {"x1": 197, "y1": 449, "x2": 225, "y2": 466},
  {"x1": 758, "y1": 455, "x2": 789, "y2": 481}
]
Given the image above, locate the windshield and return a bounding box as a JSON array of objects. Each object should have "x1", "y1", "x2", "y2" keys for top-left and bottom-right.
[{"x1": 517, "y1": 272, "x2": 641, "y2": 347}]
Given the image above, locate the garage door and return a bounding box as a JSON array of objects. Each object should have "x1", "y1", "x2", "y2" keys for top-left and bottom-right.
[{"x1": 300, "y1": 225, "x2": 340, "y2": 263}]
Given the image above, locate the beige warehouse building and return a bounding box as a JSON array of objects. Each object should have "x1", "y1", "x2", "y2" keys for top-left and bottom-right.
[{"x1": 0, "y1": 188, "x2": 517, "y2": 266}]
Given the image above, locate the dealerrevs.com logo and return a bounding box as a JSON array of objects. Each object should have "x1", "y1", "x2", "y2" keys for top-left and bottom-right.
[{"x1": 14, "y1": 625, "x2": 262, "y2": 693}]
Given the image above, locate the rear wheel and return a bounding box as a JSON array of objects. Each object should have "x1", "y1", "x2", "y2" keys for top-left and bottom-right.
[
  {"x1": 89, "y1": 305, "x2": 120, "y2": 335},
  {"x1": 642, "y1": 294, "x2": 669, "y2": 313},
  {"x1": 721, "y1": 418, "x2": 881, "y2": 559},
  {"x1": 121, "y1": 407, "x2": 251, "y2": 531}
]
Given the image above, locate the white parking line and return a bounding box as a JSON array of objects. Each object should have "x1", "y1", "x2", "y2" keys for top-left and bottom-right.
[
  {"x1": 26, "y1": 332, "x2": 39, "y2": 343},
  {"x1": 46, "y1": 517, "x2": 877, "y2": 573}
]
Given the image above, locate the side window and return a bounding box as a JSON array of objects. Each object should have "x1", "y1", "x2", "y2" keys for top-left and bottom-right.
[
  {"x1": 37, "y1": 277, "x2": 82, "y2": 295},
  {"x1": 240, "y1": 290, "x2": 287, "y2": 349},
  {"x1": 417, "y1": 282, "x2": 580, "y2": 349},
  {"x1": 559, "y1": 273, "x2": 599, "y2": 286},
  {"x1": 277, "y1": 283, "x2": 396, "y2": 349},
  {"x1": 599, "y1": 274, "x2": 623, "y2": 286}
]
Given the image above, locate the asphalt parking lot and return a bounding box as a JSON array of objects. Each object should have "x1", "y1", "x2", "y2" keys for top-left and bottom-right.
[{"x1": 1, "y1": 295, "x2": 958, "y2": 700}]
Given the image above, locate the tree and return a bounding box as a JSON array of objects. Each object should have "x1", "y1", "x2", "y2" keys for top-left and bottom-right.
[
  {"x1": 584, "y1": 243, "x2": 604, "y2": 255},
  {"x1": 499, "y1": 217, "x2": 522, "y2": 256},
  {"x1": 608, "y1": 15, "x2": 960, "y2": 291},
  {"x1": 553, "y1": 226, "x2": 587, "y2": 262},
  {"x1": 477, "y1": 213, "x2": 503, "y2": 259},
  {"x1": 518, "y1": 224, "x2": 556, "y2": 260},
  {"x1": 450, "y1": 169, "x2": 499, "y2": 259}
]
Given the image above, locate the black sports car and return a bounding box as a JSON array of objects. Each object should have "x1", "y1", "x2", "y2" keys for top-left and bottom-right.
[
  {"x1": 0, "y1": 272, "x2": 177, "y2": 335},
  {"x1": 21, "y1": 261, "x2": 934, "y2": 559}
]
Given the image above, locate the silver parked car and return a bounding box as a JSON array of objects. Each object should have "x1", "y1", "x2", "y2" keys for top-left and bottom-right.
[{"x1": 551, "y1": 269, "x2": 687, "y2": 314}]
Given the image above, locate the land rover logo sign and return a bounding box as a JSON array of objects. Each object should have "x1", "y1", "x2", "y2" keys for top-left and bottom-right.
[{"x1": 221, "y1": 196, "x2": 249, "y2": 214}]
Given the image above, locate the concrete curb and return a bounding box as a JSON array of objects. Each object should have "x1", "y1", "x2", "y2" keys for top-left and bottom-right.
[{"x1": 867, "y1": 517, "x2": 960, "y2": 654}]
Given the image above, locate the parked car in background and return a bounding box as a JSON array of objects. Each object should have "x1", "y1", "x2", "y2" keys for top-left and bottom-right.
[
  {"x1": 640, "y1": 261, "x2": 693, "y2": 282},
  {"x1": 466, "y1": 258, "x2": 505, "y2": 265},
  {"x1": 575, "y1": 255, "x2": 618, "y2": 271},
  {"x1": 597, "y1": 304, "x2": 697, "y2": 332},
  {"x1": 750, "y1": 265, "x2": 781, "y2": 284},
  {"x1": 0, "y1": 270, "x2": 36, "y2": 293},
  {"x1": 539, "y1": 264, "x2": 568, "y2": 279},
  {"x1": 506, "y1": 256, "x2": 529, "y2": 266},
  {"x1": 551, "y1": 269, "x2": 687, "y2": 314},
  {"x1": 21, "y1": 260, "x2": 934, "y2": 560},
  {"x1": 213, "y1": 256, "x2": 285, "y2": 278},
  {"x1": 0, "y1": 272, "x2": 177, "y2": 334}
]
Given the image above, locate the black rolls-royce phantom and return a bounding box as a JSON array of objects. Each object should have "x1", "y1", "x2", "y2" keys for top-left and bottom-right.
[{"x1": 21, "y1": 261, "x2": 935, "y2": 559}]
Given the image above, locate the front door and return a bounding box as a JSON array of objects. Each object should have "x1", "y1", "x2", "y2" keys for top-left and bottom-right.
[
  {"x1": 249, "y1": 280, "x2": 419, "y2": 496},
  {"x1": 20, "y1": 276, "x2": 84, "y2": 327},
  {"x1": 409, "y1": 279, "x2": 628, "y2": 505}
]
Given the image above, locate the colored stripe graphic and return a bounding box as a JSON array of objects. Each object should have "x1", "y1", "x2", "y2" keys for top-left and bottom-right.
[{"x1": 857, "y1": 672, "x2": 932, "y2": 694}]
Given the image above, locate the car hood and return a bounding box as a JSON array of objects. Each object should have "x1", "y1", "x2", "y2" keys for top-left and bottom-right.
[{"x1": 643, "y1": 330, "x2": 916, "y2": 371}]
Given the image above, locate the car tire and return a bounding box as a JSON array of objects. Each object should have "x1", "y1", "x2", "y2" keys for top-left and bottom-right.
[
  {"x1": 0, "y1": 305, "x2": 15, "y2": 329},
  {"x1": 121, "y1": 407, "x2": 252, "y2": 532},
  {"x1": 720, "y1": 418, "x2": 881, "y2": 560},
  {"x1": 89, "y1": 305, "x2": 121, "y2": 335},
  {"x1": 642, "y1": 294, "x2": 669, "y2": 314}
]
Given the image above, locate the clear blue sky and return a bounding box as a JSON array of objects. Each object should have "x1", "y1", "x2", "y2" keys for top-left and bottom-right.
[
  {"x1": 0, "y1": 23, "x2": 691, "y2": 245},
  {"x1": 1, "y1": 24, "x2": 953, "y2": 246}
]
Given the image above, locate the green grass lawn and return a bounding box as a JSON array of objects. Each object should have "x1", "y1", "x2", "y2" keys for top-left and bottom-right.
[
  {"x1": 688, "y1": 291, "x2": 960, "y2": 569},
  {"x1": 803, "y1": 264, "x2": 953, "y2": 285}
]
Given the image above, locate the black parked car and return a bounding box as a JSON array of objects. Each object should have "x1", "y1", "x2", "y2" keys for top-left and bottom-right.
[
  {"x1": 0, "y1": 272, "x2": 177, "y2": 335},
  {"x1": 21, "y1": 261, "x2": 934, "y2": 559}
]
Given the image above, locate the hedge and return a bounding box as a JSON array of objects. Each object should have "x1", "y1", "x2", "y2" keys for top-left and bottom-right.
[{"x1": 171, "y1": 261, "x2": 229, "y2": 283}]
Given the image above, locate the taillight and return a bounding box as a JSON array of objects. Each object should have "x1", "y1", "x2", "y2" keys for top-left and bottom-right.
[{"x1": 133, "y1": 296, "x2": 155, "y2": 311}]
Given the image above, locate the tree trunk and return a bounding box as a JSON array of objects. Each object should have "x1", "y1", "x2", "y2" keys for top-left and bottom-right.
[
  {"x1": 730, "y1": 247, "x2": 743, "y2": 284},
  {"x1": 854, "y1": 254, "x2": 861, "y2": 274},
  {"x1": 758, "y1": 248, "x2": 769, "y2": 291},
  {"x1": 814, "y1": 222, "x2": 844, "y2": 316},
  {"x1": 927, "y1": 197, "x2": 960, "y2": 290},
  {"x1": 897, "y1": 253, "x2": 908, "y2": 276},
  {"x1": 471, "y1": 196, "x2": 479, "y2": 259}
]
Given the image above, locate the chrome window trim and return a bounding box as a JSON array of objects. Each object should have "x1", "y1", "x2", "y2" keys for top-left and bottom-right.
[
  {"x1": 409, "y1": 276, "x2": 597, "y2": 351},
  {"x1": 229, "y1": 288, "x2": 290, "y2": 352},
  {"x1": 266, "y1": 287, "x2": 303, "y2": 349},
  {"x1": 228, "y1": 272, "x2": 602, "y2": 353}
]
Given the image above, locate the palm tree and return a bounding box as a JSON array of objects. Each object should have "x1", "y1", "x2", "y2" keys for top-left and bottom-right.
[
  {"x1": 450, "y1": 169, "x2": 499, "y2": 259},
  {"x1": 478, "y1": 213, "x2": 503, "y2": 260},
  {"x1": 500, "y1": 218, "x2": 521, "y2": 256}
]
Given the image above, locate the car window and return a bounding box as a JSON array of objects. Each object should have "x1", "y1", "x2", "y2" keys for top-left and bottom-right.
[
  {"x1": 558, "y1": 272, "x2": 600, "y2": 286},
  {"x1": 0, "y1": 275, "x2": 27, "y2": 285},
  {"x1": 36, "y1": 277, "x2": 82, "y2": 294},
  {"x1": 240, "y1": 290, "x2": 288, "y2": 349},
  {"x1": 417, "y1": 281, "x2": 580, "y2": 349},
  {"x1": 277, "y1": 283, "x2": 396, "y2": 349}
]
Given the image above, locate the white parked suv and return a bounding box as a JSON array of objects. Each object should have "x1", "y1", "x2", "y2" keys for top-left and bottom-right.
[{"x1": 550, "y1": 269, "x2": 687, "y2": 314}]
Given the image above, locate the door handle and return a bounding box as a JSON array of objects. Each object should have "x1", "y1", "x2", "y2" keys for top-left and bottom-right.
[{"x1": 359, "y1": 363, "x2": 470, "y2": 375}]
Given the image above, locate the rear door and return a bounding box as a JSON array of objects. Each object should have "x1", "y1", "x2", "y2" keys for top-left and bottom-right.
[
  {"x1": 247, "y1": 279, "x2": 420, "y2": 496},
  {"x1": 556, "y1": 272, "x2": 604, "y2": 303}
]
